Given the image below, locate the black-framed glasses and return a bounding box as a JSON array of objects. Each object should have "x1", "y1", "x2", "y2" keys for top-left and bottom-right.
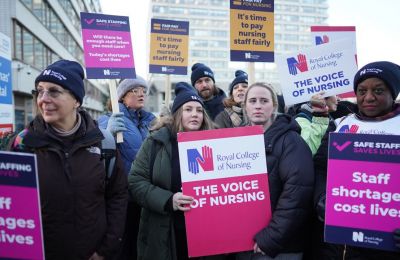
[{"x1": 32, "y1": 88, "x2": 69, "y2": 99}]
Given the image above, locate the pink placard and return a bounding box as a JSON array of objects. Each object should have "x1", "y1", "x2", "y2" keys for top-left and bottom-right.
[
  {"x1": 178, "y1": 126, "x2": 271, "y2": 257},
  {"x1": 183, "y1": 174, "x2": 271, "y2": 257}
]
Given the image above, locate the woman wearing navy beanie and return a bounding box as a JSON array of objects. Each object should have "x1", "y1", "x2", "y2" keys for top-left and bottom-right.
[
  {"x1": 129, "y1": 82, "x2": 218, "y2": 260},
  {"x1": 215, "y1": 70, "x2": 249, "y2": 128},
  {"x1": 313, "y1": 61, "x2": 400, "y2": 259},
  {"x1": 9, "y1": 60, "x2": 128, "y2": 260}
]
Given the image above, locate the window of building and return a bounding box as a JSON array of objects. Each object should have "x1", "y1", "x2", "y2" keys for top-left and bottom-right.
[
  {"x1": 191, "y1": 39, "x2": 208, "y2": 47},
  {"x1": 14, "y1": 24, "x2": 23, "y2": 60},
  {"x1": 191, "y1": 50, "x2": 208, "y2": 58},
  {"x1": 23, "y1": 32, "x2": 34, "y2": 65},
  {"x1": 191, "y1": 29, "x2": 209, "y2": 37},
  {"x1": 211, "y1": 30, "x2": 228, "y2": 37},
  {"x1": 14, "y1": 95, "x2": 34, "y2": 133},
  {"x1": 208, "y1": 40, "x2": 227, "y2": 48},
  {"x1": 209, "y1": 51, "x2": 227, "y2": 58},
  {"x1": 13, "y1": 21, "x2": 63, "y2": 70},
  {"x1": 21, "y1": 0, "x2": 83, "y2": 63}
]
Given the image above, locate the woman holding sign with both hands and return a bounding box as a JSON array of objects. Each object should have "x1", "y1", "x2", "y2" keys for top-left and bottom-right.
[{"x1": 129, "y1": 82, "x2": 220, "y2": 260}]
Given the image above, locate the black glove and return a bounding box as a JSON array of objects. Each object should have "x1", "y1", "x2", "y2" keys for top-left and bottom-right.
[
  {"x1": 393, "y1": 229, "x2": 400, "y2": 249},
  {"x1": 316, "y1": 195, "x2": 326, "y2": 222}
]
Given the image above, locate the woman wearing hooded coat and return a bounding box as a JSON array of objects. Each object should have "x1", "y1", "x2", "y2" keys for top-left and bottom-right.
[
  {"x1": 237, "y1": 82, "x2": 314, "y2": 259},
  {"x1": 10, "y1": 60, "x2": 128, "y2": 260},
  {"x1": 129, "y1": 82, "x2": 216, "y2": 260}
]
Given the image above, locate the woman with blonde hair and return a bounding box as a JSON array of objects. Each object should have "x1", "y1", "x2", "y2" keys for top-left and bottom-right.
[
  {"x1": 239, "y1": 82, "x2": 314, "y2": 259},
  {"x1": 129, "y1": 82, "x2": 214, "y2": 260}
]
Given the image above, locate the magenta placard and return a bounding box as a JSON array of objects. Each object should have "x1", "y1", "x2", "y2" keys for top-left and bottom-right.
[
  {"x1": 326, "y1": 160, "x2": 400, "y2": 231},
  {"x1": 80, "y1": 12, "x2": 135, "y2": 79},
  {"x1": 0, "y1": 151, "x2": 44, "y2": 260},
  {"x1": 182, "y1": 174, "x2": 271, "y2": 257},
  {"x1": 325, "y1": 133, "x2": 400, "y2": 251},
  {"x1": 81, "y1": 29, "x2": 134, "y2": 68}
]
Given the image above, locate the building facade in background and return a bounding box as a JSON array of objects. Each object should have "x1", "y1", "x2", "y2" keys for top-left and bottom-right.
[
  {"x1": 0, "y1": 0, "x2": 110, "y2": 133},
  {"x1": 150, "y1": 0, "x2": 329, "y2": 107}
]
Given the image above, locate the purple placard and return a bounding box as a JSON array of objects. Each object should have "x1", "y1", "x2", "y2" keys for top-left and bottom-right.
[
  {"x1": 0, "y1": 151, "x2": 44, "y2": 259},
  {"x1": 325, "y1": 133, "x2": 400, "y2": 252},
  {"x1": 80, "y1": 12, "x2": 135, "y2": 79}
]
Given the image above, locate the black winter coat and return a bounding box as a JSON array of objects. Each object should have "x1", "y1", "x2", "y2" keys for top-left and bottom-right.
[
  {"x1": 10, "y1": 110, "x2": 128, "y2": 260},
  {"x1": 313, "y1": 119, "x2": 400, "y2": 260},
  {"x1": 254, "y1": 114, "x2": 314, "y2": 257}
]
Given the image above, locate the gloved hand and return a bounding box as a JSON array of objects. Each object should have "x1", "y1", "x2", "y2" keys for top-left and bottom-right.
[
  {"x1": 106, "y1": 112, "x2": 127, "y2": 135},
  {"x1": 393, "y1": 229, "x2": 400, "y2": 249}
]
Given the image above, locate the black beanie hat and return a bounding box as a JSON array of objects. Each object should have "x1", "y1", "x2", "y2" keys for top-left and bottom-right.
[
  {"x1": 35, "y1": 60, "x2": 85, "y2": 105},
  {"x1": 190, "y1": 63, "x2": 215, "y2": 86},
  {"x1": 171, "y1": 82, "x2": 204, "y2": 113},
  {"x1": 354, "y1": 61, "x2": 400, "y2": 99},
  {"x1": 229, "y1": 70, "x2": 248, "y2": 95}
]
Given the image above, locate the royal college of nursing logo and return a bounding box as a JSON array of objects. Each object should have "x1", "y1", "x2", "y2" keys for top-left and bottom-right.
[
  {"x1": 315, "y1": 35, "x2": 329, "y2": 45},
  {"x1": 352, "y1": 231, "x2": 364, "y2": 242},
  {"x1": 287, "y1": 54, "x2": 309, "y2": 75},
  {"x1": 186, "y1": 146, "x2": 214, "y2": 174},
  {"x1": 337, "y1": 124, "x2": 359, "y2": 133}
]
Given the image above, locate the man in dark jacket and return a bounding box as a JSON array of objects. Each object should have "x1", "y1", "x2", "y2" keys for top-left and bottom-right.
[{"x1": 190, "y1": 63, "x2": 226, "y2": 120}]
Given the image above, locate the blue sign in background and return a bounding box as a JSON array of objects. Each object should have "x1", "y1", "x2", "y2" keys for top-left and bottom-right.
[{"x1": 0, "y1": 56, "x2": 12, "y2": 104}]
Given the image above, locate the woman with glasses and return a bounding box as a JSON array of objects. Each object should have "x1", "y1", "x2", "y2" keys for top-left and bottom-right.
[
  {"x1": 9, "y1": 60, "x2": 128, "y2": 260},
  {"x1": 98, "y1": 76, "x2": 155, "y2": 260}
]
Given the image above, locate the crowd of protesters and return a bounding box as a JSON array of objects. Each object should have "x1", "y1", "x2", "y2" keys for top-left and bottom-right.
[{"x1": 1, "y1": 59, "x2": 400, "y2": 260}]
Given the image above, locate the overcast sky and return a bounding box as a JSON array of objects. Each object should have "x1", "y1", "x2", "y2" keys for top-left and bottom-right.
[{"x1": 100, "y1": 0, "x2": 400, "y2": 77}]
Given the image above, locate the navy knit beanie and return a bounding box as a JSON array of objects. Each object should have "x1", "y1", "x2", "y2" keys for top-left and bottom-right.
[
  {"x1": 190, "y1": 63, "x2": 215, "y2": 86},
  {"x1": 171, "y1": 82, "x2": 204, "y2": 113},
  {"x1": 229, "y1": 70, "x2": 248, "y2": 95},
  {"x1": 35, "y1": 60, "x2": 85, "y2": 105},
  {"x1": 354, "y1": 61, "x2": 400, "y2": 99}
]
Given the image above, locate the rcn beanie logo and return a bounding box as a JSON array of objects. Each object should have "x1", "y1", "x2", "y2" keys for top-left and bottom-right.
[
  {"x1": 190, "y1": 95, "x2": 201, "y2": 101},
  {"x1": 204, "y1": 71, "x2": 213, "y2": 77},
  {"x1": 42, "y1": 69, "x2": 67, "y2": 81},
  {"x1": 359, "y1": 68, "x2": 382, "y2": 76}
]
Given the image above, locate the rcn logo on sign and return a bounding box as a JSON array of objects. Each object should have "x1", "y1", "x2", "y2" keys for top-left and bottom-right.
[
  {"x1": 287, "y1": 54, "x2": 308, "y2": 75},
  {"x1": 337, "y1": 124, "x2": 359, "y2": 133},
  {"x1": 186, "y1": 146, "x2": 214, "y2": 174},
  {"x1": 315, "y1": 35, "x2": 329, "y2": 45},
  {"x1": 352, "y1": 231, "x2": 364, "y2": 242}
]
